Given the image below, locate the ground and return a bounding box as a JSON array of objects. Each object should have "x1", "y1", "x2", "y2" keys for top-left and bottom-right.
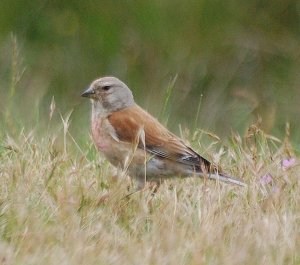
[{"x1": 0, "y1": 125, "x2": 299, "y2": 265}]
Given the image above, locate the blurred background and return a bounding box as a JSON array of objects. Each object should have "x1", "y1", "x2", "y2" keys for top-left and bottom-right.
[{"x1": 0, "y1": 0, "x2": 299, "y2": 149}]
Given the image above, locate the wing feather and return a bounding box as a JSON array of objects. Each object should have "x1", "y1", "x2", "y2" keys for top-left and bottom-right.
[{"x1": 108, "y1": 105, "x2": 213, "y2": 172}]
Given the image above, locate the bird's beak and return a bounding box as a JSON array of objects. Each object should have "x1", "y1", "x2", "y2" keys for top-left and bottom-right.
[{"x1": 81, "y1": 87, "x2": 95, "y2": 98}]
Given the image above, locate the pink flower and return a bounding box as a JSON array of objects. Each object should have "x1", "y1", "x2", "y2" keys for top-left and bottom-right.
[
  {"x1": 282, "y1": 158, "x2": 296, "y2": 170},
  {"x1": 272, "y1": 186, "x2": 280, "y2": 193},
  {"x1": 260, "y1": 173, "x2": 273, "y2": 185}
]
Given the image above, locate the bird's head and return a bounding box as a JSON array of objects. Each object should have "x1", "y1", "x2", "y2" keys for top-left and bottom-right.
[{"x1": 81, "y1": 76, "x2": 135, "y2": 114}]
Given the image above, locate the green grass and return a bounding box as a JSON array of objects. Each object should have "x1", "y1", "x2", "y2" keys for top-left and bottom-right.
[{"x1": 0, "y1": 118, "x2": 299, "y2": 264}]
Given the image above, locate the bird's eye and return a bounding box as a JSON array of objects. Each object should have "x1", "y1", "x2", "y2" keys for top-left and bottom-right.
[{"x1": 102, "y1": 86, "x2": 111, "y2": 91}]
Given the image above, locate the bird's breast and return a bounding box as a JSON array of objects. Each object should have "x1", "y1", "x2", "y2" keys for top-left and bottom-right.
[{"x1": 91, "y1": 118, "x2": 112, "y2": 152}]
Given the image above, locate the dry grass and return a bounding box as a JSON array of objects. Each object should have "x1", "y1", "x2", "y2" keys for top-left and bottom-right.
[
  {"x1": 0, "y1": 38, "x2": 299, "y2": 264},
  {"x1": 0, "y1": 123, "x2": 299, "y2": 265}
]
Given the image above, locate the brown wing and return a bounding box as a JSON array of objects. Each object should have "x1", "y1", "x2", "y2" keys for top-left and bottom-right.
[{"x1": 108, "y1": 105, "x2": 212, "y2": 172}]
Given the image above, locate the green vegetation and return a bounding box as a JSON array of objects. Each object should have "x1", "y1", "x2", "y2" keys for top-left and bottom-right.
[
  {"x1": 0, "y1": 1, "x2": 300, "y2": 264},
  {"x1": 1, "y1": 0, "x2": 300, "y2": 140}
]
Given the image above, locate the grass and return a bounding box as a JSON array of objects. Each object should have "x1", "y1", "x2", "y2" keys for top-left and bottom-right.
[
  {"x1": 0, "y1": 39, "x2": 299, "y2": 264},
  {"x1": 0, "y1": 118, "x2": 299, "y2": 265}
]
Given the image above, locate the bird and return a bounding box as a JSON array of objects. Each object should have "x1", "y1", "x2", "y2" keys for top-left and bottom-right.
[{"x1": 81, "y1": 76, "x2": 246, "y2": 189}]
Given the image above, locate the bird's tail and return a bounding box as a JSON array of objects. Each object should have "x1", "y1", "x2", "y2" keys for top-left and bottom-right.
[
  {"x1": 197, "y1": 157, "x2": 246, "y2": 187},
  {"x1": 206, "y1": 172, "x2": 247, "y2": 187}
]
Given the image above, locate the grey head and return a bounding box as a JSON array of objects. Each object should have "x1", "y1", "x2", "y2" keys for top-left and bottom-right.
[{"x1": 81, "y1": 76, "x2": 135, "y2": 114}]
